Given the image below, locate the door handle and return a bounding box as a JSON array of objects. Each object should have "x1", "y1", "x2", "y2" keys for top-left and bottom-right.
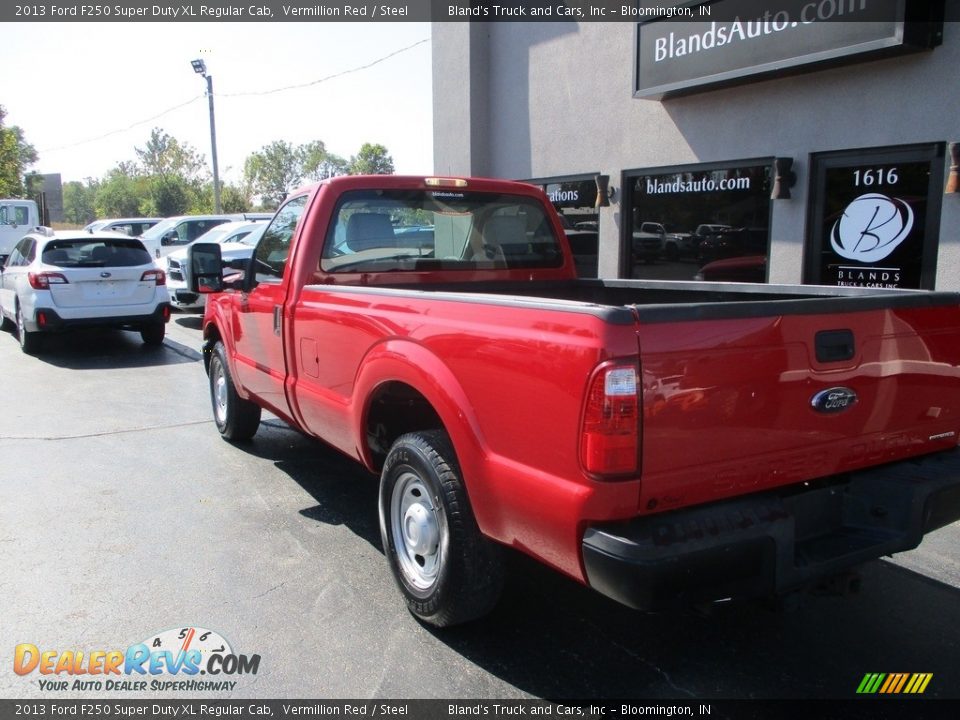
[{"x1": 273, "y1": 305, "x2": 282, "y2": 336}]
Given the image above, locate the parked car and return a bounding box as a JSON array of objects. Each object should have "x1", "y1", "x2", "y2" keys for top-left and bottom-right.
[
  {"x1": 697, "y1": 226, "x2": 768, "y2": 265},
  {"x1": 82, "y1": 217, "x2": 162, "y2": 237},
  {"x1": 691, "y1": 223, "x2": 731, "y2": 242},
  {"x1": 631, "y1": 221, "x2": 665, "y2": 264},
  {"x1": 694, "y1": 254, "x2": 767, "y2": 283},
  {"x1": 165, "y1": 221, "x2": 266, "y2": 310},
  {"x1": 662, "y1": 227, "x2": 699, "y2": 261},
  {"x1": 557, "y1": 214, "x2": 598, "y2": 278},
  {"x1": 139, "y1": 215, "x2": 236, "y2": 260},
  {"x1": 0, "y1": 228, "x2": 170, "y2": 354}
]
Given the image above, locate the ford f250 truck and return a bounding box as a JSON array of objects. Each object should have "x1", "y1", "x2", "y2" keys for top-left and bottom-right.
[{"x1": 187, "y1": 175, "x2": 960, "y2": 627}]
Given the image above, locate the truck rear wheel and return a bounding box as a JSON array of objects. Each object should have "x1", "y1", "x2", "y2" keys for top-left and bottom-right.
[
  {"x1": 379, "y1": 430, "x2": 503, "y2": 627},
  {"x1": 209, "y1": 340, "x2": 261, "y2": 442}
]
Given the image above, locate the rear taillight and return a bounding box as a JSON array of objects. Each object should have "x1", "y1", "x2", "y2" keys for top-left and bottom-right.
[
  {"x1": 580, "y1": 361, "x2": 640, "y2": 476},
  {"x1": 141, "y1": 269, "x2": 166, "y2": 286},
  {"x1": 28, "y1": 272, "x2": 68, "y2": 289}
]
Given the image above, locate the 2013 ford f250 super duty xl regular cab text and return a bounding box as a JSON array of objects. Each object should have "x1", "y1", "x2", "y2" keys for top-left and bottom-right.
[{"x1": 187, "y1": 175, "x2": 960, "y2": 626}]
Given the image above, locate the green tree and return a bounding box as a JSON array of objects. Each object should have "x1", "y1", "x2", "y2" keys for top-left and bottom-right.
[
  {"x1": 243, "y1": 140, "x2": 303, "y2": 206},
  {"x1": 95, "y1": 165, "x2": 145, "y2": 218},
  {"x1": 145, "y1": 175, "x2": 191, "y2": 217},
  {"x1": 133, "y1": 128, "x2": 209, "y2": 215},
  {"x1": 349, "y1": 143, "x2": 394, "y2": 175},
  {"x1": 136, "y1": 127, "x2": 207, "y2": 182},
  {"x1": 219, "y1": 183, "x2": 252, "y2": 214},
  {"x1": 63, "y1": 180, "x2": 99, "y2": 225},
  {"x1": 302, "y1": 140, "x2": 349, "y2": 181},
  {"x1": 0, "y1": 105, "x2": 38, "y2": 197}
]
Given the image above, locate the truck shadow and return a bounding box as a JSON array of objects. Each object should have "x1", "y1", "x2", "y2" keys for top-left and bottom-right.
[
  {"x1": 426, "y1": 555, "x2": 960, "y2": 699},
  {"x1": 238, "y1": 421, "x2": 960, "y2": 699}
]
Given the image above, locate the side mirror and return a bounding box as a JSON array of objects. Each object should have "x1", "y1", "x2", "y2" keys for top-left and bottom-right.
[
  {"x1": 161, "y1": 231, "x2": 180, "y2": 246},
  {"x1": 187, "y1": 242, "x2": 224, "y2": 294}
]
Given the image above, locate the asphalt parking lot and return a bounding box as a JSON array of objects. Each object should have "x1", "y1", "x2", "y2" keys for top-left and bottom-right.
[{"x1": 1, "y1": 314, "x2": 959, "y2": 701}]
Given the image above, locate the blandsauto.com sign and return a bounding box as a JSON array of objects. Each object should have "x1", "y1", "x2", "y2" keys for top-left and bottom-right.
[{"x1": 634, "y1": 0, "x2": 943, "y2": 99}]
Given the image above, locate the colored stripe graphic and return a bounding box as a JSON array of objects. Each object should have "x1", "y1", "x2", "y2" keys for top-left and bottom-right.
[{"x1": 857, "y1": 673, "x2": 932, "y2": 694}]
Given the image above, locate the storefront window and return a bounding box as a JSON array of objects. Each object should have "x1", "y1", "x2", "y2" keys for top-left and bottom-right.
[
  {"x1": 623, "y1": 161, "x2": 772, "y2": 283},
  {"x1": 529, "y1": 175, "x2": 599, "y2": 278},
  {"x1": 804, "y1": 144, "x2": 944, "y2": 290}
]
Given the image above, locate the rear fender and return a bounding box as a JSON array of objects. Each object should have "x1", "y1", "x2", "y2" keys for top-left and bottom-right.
[{"x1": 353, "y1": 340, "x2": 499, "y2": 533}]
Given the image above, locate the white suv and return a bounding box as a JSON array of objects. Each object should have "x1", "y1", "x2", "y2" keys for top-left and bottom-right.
[{"x1": 0, "y1": 228, "x2": 171, "y2": 354}]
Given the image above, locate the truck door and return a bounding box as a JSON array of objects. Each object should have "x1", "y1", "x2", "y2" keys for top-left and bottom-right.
[{"x1": 233, "y1": 196, "x2": 308, "y2": 415}]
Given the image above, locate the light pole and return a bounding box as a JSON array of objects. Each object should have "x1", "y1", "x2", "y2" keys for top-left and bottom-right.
[{"x1": 191, "y1": 58, "x2": 222, "y2": 213}]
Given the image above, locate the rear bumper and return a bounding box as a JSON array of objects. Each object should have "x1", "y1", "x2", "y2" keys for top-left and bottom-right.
[
  {"x1": 582, "y1": 449, "x2": 960, "y2": 611},
  {"x1": 27, "y1": 304, "x2": 170, "y2": 332}
]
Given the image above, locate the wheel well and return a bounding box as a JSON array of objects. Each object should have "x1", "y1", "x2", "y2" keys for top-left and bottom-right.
[
  {"x1": 202, "y1": 324, "x2": 222, "y2": 373},
  {"x1": 366, "y1": 382, "x2": 444, "y2": 471}
]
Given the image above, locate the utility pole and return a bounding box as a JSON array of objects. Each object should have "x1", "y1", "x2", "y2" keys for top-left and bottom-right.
[{"x1": 191, "y1": 59, "x2": 222, "y2": 213}]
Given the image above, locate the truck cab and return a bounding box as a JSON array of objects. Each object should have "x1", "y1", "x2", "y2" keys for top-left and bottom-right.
[{"x1": 0, "y1": 199, "x2": 39, "y2": 265}]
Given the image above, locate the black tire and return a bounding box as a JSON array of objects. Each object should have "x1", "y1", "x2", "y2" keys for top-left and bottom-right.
[
  {"x1": 140, "y1": 323, "x2": 166, "y2": 346},
  {"x1": 16, "y1": 302, "x2": 40, "y2": 355},
  {"x1": 208, "y1": 340, "x2": 261, "y2": 441},
  {"x1": 665, "y1": 244, "x2": 680, "y2": 262},
  {"x1": 379, "y1": 430, "x2": 503, "y2": 627},
  {"x1": 0, "y1": 311, "x2": 13, "y2": 332}
]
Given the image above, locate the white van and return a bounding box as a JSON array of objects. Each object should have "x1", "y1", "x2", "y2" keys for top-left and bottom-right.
[{"x1": 0, "y1": 199, "x2": 39, "y2": 264}]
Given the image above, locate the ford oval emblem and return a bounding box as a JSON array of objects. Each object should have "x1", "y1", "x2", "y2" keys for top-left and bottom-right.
[
  {"x1": 811, "y1": 387, "x2": 857, "y2": 414},
  {"x1": 100, "y1": 271, "x2": 112, "y2": 278}
]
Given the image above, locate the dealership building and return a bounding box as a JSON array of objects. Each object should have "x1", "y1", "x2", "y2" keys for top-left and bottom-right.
[{"x1": 431, "y1": 1, "x2": 959, "y2": 290}]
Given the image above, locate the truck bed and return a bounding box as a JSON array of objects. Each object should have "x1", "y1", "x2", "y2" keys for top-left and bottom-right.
[{"x1": 299, "y1": 277, "x2": 960, "y2": 515}]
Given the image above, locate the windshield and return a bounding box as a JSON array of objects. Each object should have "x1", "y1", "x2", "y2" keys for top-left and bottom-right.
[
  {"x1": 320, "y1": 190, "x2": 563, "y2": 273},
  {"x1": 194, "y1": 224, "x2": 236, "y2": 245},
  {"x1": 236, "y1": 225, "x2": 267, "y2": 247},
  {"x1": 139, "y1": 218, "x2": 179, "y2": 242}
]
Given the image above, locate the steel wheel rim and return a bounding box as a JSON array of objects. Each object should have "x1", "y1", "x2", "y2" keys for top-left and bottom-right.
[
  {"x1": 213, "y1": 359, "x2": 228, "y2": 425},
  {"x1": 391, "y1": 471, "x2": 442, "y2": 591}
]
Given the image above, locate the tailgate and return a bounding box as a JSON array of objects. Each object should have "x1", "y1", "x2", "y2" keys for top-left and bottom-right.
[
  {"x1": 49, "y1": 267, "x2": 158, "y2": 309},
  {"x1": 635, "y1": 299, "x2": 960, "y2": 513}
]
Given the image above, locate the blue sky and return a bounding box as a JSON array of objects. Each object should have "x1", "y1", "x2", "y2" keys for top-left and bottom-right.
[{"x1": 1, "y1": 22, "x2": 433, "y2": 184}]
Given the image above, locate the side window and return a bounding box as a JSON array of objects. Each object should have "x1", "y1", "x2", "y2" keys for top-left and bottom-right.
[
  {"x1": 8, "y1": 238, "x2": 33, "y2": 266},
  {"x1": 0, "y1": 206, "x2": 7, "y2": 225},
  {"x1": 188, "y1": 221, "x2": 212, "y2": 241},
  {"x1": 6, "y1": 246, "x2": 23, "y2": 267},
  {"x1": 14, "y1": 206, "x2": 30, "y2": 225},
  {"x1": 23, "y1": 239, "x2": 36, "y2": 263},
  {"x1": 173, "y1": 223, "x2": 192, "y2": 245},
  {"x1": 254, "y1": 196, "x2": 308, "y2": 285}
]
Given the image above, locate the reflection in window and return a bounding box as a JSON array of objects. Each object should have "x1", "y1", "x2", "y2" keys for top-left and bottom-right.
[{"x1": 625, "y1": 163, "x2": 771, "y2": 283}]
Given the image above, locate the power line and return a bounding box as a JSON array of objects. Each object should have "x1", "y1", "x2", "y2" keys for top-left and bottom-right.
[
  {"x1": 220, "y1": 37, "x2": 430, "y2": 98},
  {"x1": 38, "y1": 94, "x2": 205, "y2": 153},
  {"x1": 37, "y1": 37, "x2": 430, "y2": 155}
]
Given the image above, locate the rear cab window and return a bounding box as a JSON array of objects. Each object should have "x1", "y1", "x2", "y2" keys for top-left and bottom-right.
[{"x1": 320, "y1": 189, "x2": 563, "y2": 273}]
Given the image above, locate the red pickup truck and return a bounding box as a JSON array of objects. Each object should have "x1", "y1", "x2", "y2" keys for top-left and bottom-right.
[{"x1": 188, "y1": 175, "x2": 960, "y2": 626}]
